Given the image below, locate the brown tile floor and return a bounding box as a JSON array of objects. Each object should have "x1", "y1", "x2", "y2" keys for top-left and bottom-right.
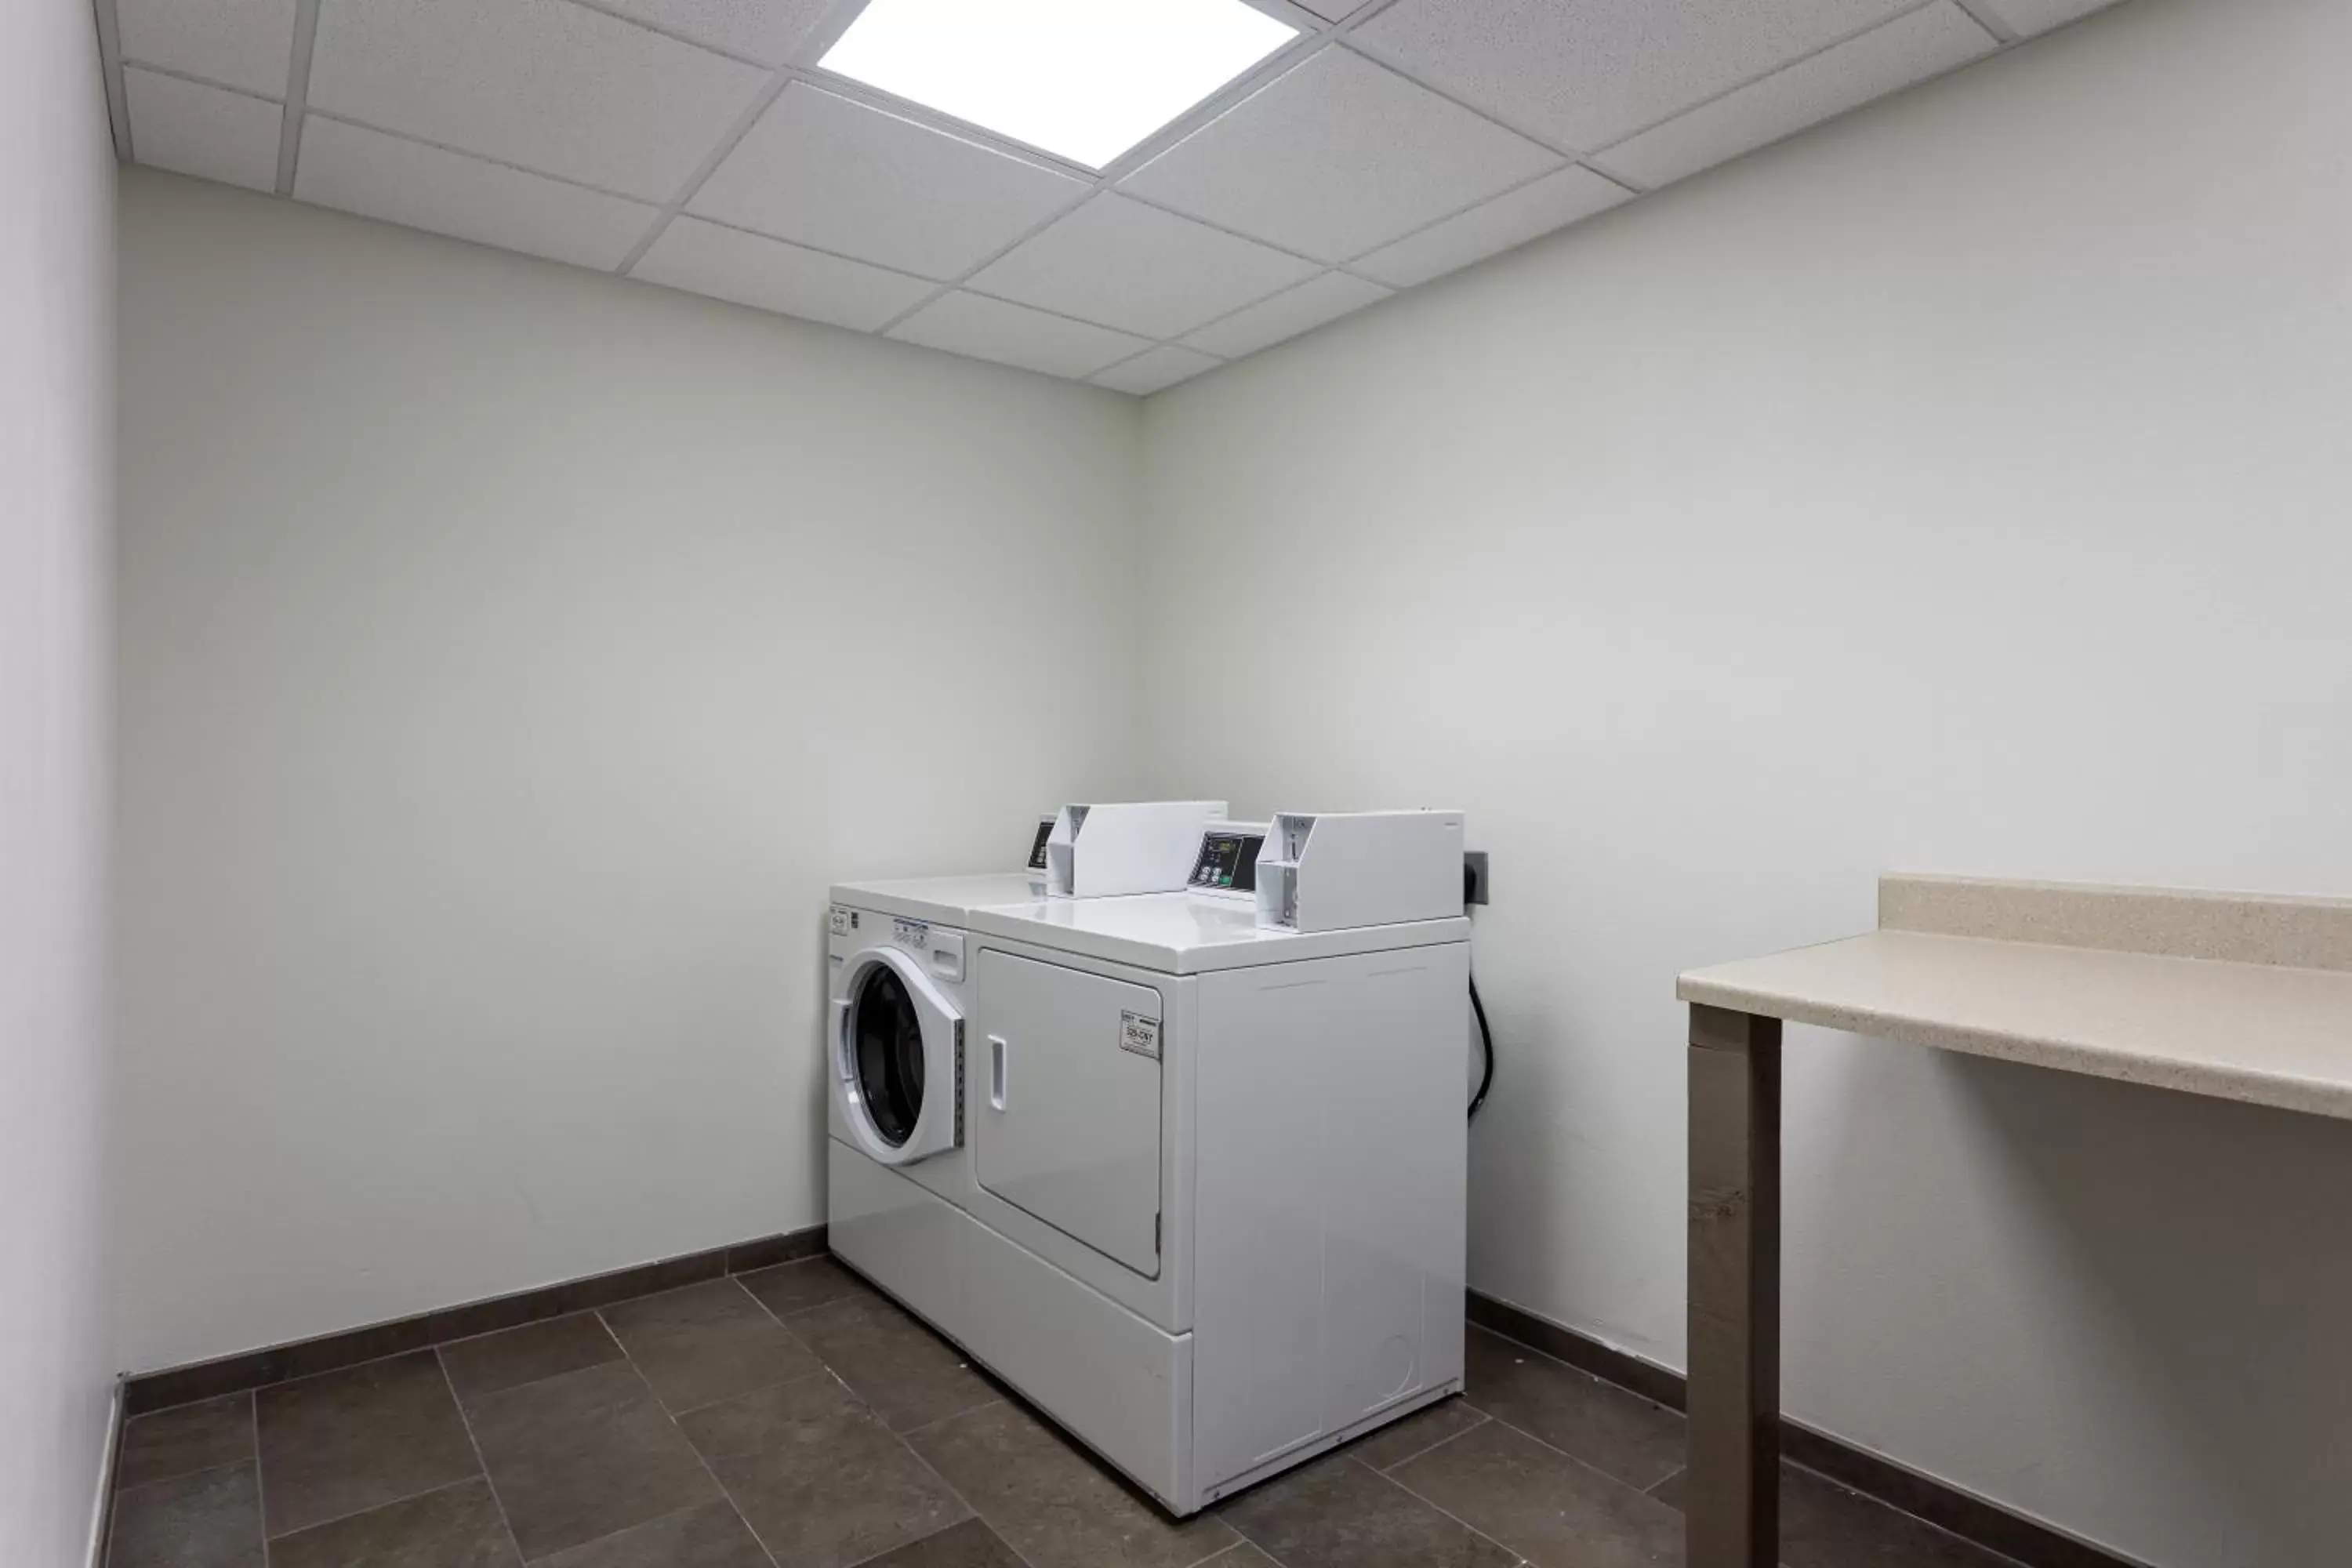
[{"x1": 107, "y1": 1256, "x2": 2024, "y2": 1568}]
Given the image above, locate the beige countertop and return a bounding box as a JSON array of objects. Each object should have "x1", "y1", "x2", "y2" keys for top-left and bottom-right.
[{"x1": 1677, "y1": 876, "x2": 2352, "y2": 1122}]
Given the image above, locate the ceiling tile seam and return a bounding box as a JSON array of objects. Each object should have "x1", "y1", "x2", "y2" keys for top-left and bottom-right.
[
  {"x1": 1111, "y1": 188, "x2": 1348, "y2": 271},
  {"x1": 1946, "y1": 0, "x2": 2022, "y2": 45},
  {"x1": 1323, "y1": 38, "x2": 1593, "y2": 167},
  {"x1": 606, "y1": 1, "x2": 889, "y2": 278},
  {"x1": 554, "y1": 0, "x2": 775, "y2": 71},
  {"x1": 613, "y1": 73, "x2": 793, "y2": 274},
  {"x1": 1078, "y1": 26, "x2": 1343, "y2": 186},
  {"x1": 91, "y1": 0, "x2": 131, "y2": 160},
  {"x1": 1587, "y1": 21, "x2": 2014, "y2": 190},
  {"x1": 868, "y1": 4, "x2": 1365, "y2": 342},
  {"x1": 296, "y1": 106, "x2": 658, "y2": 209},
  {"x1": 1095, "y1": 339, "x2": 1231, "y2": 383},
  {"x1": 958, "y1": 265, "x2": 1305, "y2": 345},
  {"x1": 115, "y1": 58, "x2": 283, "y2": 107},
  {"x1": 1160, "y1": 267, "x2": 1361, "y2": 347},
  {"x1": 274, "y1": 0, "x2": 322, "y2": 197},
  {"x1": 626, "y1": 209, "x2": 942, "y2": 286},
  {"x1": 1583, "y1": 0, "x2": 1993, "y2": 163},
  {"x1": 1324, "y1": 155, "x2": 1639, "y2": 274},
  {"x1": 612, "y1": 0, "x2": 1142, "y2": 281}
]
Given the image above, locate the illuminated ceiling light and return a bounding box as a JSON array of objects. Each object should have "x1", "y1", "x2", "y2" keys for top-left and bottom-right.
[{"x1": 818, "y1": 0, "x2": 1301, "y2": 170}]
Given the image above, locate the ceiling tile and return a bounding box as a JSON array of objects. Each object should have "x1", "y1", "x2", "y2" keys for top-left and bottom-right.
[
  {"x1": 1120, "y1": 47, "x2": 1560, "y2": 264},
  {"x1": 1353, "y1": 165, "x2": 1631, "y2": 287},
  {"x1": 295, "y1": 117, "x2": 658, "y2": 270},
  {"x1": 968, "y1": 195, "x2": 1318, "y2": 339},
  {"x1": 593, "y1": 0, "x2": 836, "y2": 65},
  {"x1": 689, "y1": 83, "x2": 1087, "y2": 281},
  {"x1": 1091, "y1": 346, "x2": 1223, "y2": 396},
  {"x1": 305, "y1": 0, "x2": 768, "y2": 202},
  {"x1": 125, "y1": 68, "x2": 282, "y2": 192},
  {"x1": 1291, "y1": 0, "x2": 1374, "y2": 18},
  {"x1": 633, "y1": 217, "x2": 937, "y2": 331},
  {"x1": 1178, "y1": 270, "x2": 1389, "y2": 359},
  {"x1": 1978, "y1": 0, "x2": 2123, "y2": 35},
  {"x1": 887, "y1": 292, "x2": 1151, "y2": 380},
  {"x1": 116, "y1": 0, "x2": 297, "y2": 99},
  {"x1": 1599, "y1": 4, "x2": 1994, "y2": 189},
  {"x1": 1353, "y1": 0, "x2": 1913, "y2": 151}
]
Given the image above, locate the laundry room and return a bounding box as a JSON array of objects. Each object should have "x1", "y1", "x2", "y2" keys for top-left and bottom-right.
[{"x1": 9, "y1": 0, "x2": 2352, "y2": 1566}]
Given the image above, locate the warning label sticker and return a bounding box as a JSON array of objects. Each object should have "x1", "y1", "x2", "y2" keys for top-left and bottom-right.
[{"x1": 1120, "y1": 1011, "x2": 1162, "y2": 1061}]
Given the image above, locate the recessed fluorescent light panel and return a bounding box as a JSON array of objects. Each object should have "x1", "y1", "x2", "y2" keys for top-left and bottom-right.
[{"x1": 818, "y1": 0, "x2": 1300, "y2": 170}]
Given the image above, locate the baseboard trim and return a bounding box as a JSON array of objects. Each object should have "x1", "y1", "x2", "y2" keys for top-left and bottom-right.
[
  {"x1": 1466, "y1": 1291, "x2": 2151, "y2": 1568},
  {"x1": 123, "y1": 1224, "x2": 828, "y2": 1415},
  {"x1": 86, "y1": 1377, "x2": 124, "y2": 1568}
]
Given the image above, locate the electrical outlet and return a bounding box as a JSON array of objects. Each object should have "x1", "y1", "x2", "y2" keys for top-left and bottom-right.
[{"x1": 1464, "y1": 851, "x2": 1490, "y2": 906}]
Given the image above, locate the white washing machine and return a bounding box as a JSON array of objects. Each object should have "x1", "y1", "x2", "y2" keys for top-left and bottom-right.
[
  {"x1": 826, "y1": 804, "x2": 1227, "y2": 1320},
  {"x1": 827, "y1": 811, "x2": 1471, "y2": 1515},
  {"x1": 825, "y1": 871, "x2": 1044, "y2": 1209}
]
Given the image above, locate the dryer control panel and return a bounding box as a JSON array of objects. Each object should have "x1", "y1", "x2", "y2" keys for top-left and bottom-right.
[{"x1": 1189, "y1": 828, "x2": 1265, "y2": 893}]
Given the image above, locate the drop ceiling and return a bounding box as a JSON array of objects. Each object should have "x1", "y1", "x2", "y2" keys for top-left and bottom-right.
[{"x1": 96, "y1": 0, "x2": 2123, "y2": 395}]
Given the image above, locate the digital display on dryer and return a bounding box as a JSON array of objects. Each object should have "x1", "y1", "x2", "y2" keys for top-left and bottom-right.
[
  {"x1": 1190, "y1": 832, "x2": 1263, "y2": 891},
  {"x1": 1027, "y1": 817, "x2": 1054, "y2": 871}
]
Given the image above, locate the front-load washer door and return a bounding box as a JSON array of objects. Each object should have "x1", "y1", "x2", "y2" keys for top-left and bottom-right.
[
  {"x1": 973, "y1": 949, "x2": 1163, "y2": 1278},
  {"x1": 833, "y1": 946, "x2": 960, "y2": 1166}
]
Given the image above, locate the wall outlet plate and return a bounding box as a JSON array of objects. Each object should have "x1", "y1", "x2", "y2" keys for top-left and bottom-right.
[{"x1": 1464, "y1": 851, "x2": 1490, "y2": 906}]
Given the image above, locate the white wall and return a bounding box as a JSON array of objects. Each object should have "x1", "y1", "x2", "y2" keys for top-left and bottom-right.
[
  {"x1": 114, "y1": 170, "x2": 1147, "y2": 1373},
  {"x1": 2, "y1": 3, "x2": 117, "y2": 1564},
  {"x1": 1139, "y1": 0, "x2": 2352, "y2": 1563}
]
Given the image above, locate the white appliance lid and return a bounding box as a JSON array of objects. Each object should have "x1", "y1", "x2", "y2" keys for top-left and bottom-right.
[
  {"x1": 831, "y1": 871, "x2": 1047, "y2": 927},
  {"x1": 964, "y1": 892, "x2": 1468, "y2": 975}
]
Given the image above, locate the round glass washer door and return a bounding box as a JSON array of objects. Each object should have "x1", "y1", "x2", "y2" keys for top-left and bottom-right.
[
  {"x1": 851, "y1": 962, "x2": 925, "y2": 1147},
  {"x1": 832, "y1": 944, "x2": 957, "y2": 1165}
]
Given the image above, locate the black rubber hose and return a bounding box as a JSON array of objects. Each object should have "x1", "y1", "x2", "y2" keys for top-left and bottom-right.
[{"x1": 1468, "y1": 974, "x2": 1495, "y2": 1120}]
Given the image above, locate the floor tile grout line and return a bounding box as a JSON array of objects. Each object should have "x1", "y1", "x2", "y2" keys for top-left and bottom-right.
[
  {"x1": 125, "y1": 1245, "x2": 826, "y2": 1420},
  {"x1": 1357, "y1": 1407, "x2": 1494, "y2": 1475},
  {"x1": 659, "y1": 1363, "x2": 837, "y2": 1424},
  {"x1": 249, "y1": 1390, "x2": 269, "y2": 1568},
  {"x1": 260, "y1": 1472, "x2": 499, "y2": 1549},
  {"x1": 430, "y1": 1346, "x2": 530, "y2": 1568},
  {"x1": 1180, "y1": 1533, "x2": 1271, "y2": 1568},
  {"x1": 1341, "y1": 1453, "x2": 1532, "y2": 1566},
  {"x1": 1470, "y1": 1320, "x2": 2038, "y2": 1562},
  {"x1": 869, "y1": 1427, "x2": 1042, "y2": 1568},
  {"x1": 106, "y1": 1452, "x2": 256, "y2": 1503},
  {"x1": 134, "y1": 1337, "x2": 455, "y2": 1417},
  {"x1": 891, "y1": 1396, "x2": 1008, "y2": 1443},
  {"x1": 648, "y1": 1385, "x2": 785, "y2": 1568},
  {"x1": 1444, "y1": 1399, "x2": 1682, "y2": 1498}
]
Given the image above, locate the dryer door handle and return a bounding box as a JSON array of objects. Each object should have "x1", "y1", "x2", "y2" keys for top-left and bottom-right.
[
  {"x1": 988, "y1": 1035, "x2": 1009, "y2": 1112},
  {"x1": 831, "y1": 1000, "x2": 854, "y2": 1081}
]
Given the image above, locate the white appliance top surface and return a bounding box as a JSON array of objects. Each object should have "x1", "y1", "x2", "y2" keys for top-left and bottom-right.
[
  {"x1": 832, "y1": 871, "x2": 1047, "y2": 927},
  {"x1": 966, "y1": 893, "x2": 1469, "y2": 975}
]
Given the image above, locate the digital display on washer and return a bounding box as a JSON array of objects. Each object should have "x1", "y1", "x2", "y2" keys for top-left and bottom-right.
[
  {"x1": 1189, "y1": 832, "x2": 1264, "y2": 892},
  {"x1": 1027, "y1": 817, "x2": 1054, "y2": 871}
]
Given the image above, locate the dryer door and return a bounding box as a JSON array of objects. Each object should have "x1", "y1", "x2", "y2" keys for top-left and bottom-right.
[
  {"x1": 974, "y1": 949, "x2": 1163, "y2": 1278},
  {"x1": 833, "y1": 946, "x2": 960, "y2": 1166}
]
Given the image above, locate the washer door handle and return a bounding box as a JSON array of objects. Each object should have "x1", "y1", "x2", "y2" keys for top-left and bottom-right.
[
  {"x1": 988, "y1": 1034, "x2": 1009, "y2": 1112},
  {"x1": 832, "y1": 1000, "x2": 854, "y2": 1082}
]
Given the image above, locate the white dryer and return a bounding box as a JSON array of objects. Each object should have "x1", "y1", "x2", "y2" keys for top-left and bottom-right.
[{"x1": 827, "y1": 811, "x2": 1472, "y2": 1515}]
